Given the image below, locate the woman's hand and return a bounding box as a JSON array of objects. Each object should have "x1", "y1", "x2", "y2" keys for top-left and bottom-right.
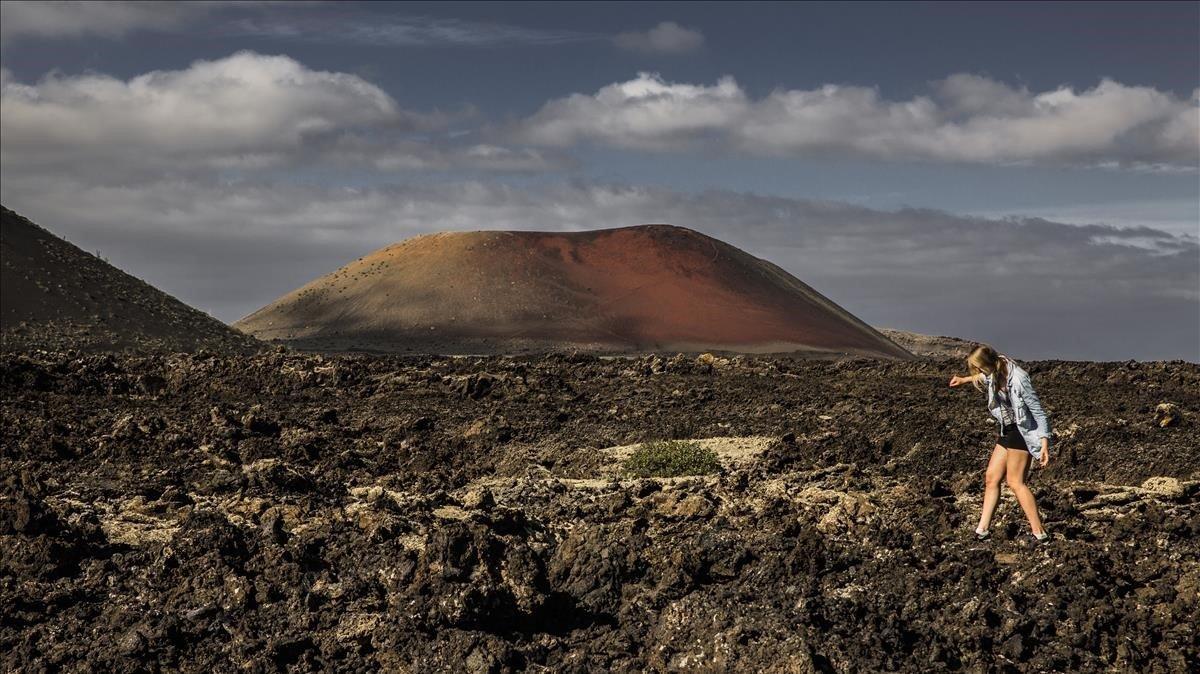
[
  {"x1": 949, "y1": 375, "x2": 968, "y2": 387},
  {"x1": 1039, "y1": 440, "x2": 1050, "y2": 468}
]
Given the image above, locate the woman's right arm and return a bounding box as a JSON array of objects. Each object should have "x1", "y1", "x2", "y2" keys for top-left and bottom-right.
[{"x1": 948, "y1": 373, "x2": 982, "y2": 388}]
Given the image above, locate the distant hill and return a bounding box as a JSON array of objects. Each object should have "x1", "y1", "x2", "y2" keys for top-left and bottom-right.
[
  {"x1": 1, "y1": 206, "x2": 260, "y2": 354},
  {"x1": 236, "y1": 224, "x2": 911, "y2": 358},
  {"x1": 878, "y1": 328, "x2": 976, "y2": 359}
]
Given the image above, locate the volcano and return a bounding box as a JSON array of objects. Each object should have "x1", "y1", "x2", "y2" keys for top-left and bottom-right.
[
  {"x1": 1, "y1": 205, "x2": 259, "y2": 354},
  {"x1": 235, "y1": 225, "x2": 910, "y2": 358}
]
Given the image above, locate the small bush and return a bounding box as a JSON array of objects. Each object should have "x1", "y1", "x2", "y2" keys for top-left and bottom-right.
[{"x1": 622, "y1": 439, "x2": 722, "y2": 478}]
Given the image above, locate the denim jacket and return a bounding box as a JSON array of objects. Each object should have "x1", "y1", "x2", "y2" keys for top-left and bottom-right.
[{"x1": 982, "y1": 358, "x2": 1052, "y2": 460}]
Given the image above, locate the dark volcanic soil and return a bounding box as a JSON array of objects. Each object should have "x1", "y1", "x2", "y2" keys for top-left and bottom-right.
[
  {"x1": 1, "y1": 351, "x2": 1197, "y2": 672},
  {"x1": 1, "y1": 206, "x2": 260, "y2": 355}
]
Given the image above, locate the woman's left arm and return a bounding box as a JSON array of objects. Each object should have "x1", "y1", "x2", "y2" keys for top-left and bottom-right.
[
  {"x1": 1019, "y1": 374, "x2": 1052, "y2": 441},
  {"x1": 1019, "y1": 375, "x2": 1052, "y2": 466}
]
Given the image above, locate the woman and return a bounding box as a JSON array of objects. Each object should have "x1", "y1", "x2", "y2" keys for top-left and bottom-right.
[{"x1": 949, "y1": 345, "x2": 1052, "y2": 543}]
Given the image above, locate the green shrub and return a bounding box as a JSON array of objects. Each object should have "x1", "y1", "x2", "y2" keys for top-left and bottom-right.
[{"x1": 622, "y1": 439, "x2": 722, "y2": 478}]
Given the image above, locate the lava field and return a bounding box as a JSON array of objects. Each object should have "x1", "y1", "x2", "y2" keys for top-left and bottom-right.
[{"x1": 2, "y1": 350, "x2": 1197, "y2": 672}]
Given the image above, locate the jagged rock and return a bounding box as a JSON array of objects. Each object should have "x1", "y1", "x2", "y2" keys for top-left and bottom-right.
[
  {"x1": 696, "y1": 352, "x2": 732, "y2": 370},
  {"x1": 448, "y1": 372, "x2": 501, "y2": 399},
  {"x1": 1141, "y1": 476, "x2": 1184, "y2": 499},
  {"x1": 462, "y1": 487, "x2": 496, "y2": 511},
  {"x1": 1155, "y1": 402, "x2": 1181, "y2": 427},
  {"x1": 241, "y1": 405, "x2": 281, "y2": 436}
]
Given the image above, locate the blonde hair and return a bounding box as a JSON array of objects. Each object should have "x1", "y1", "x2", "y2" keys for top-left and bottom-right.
[{"x1": 967, "y1": 344, "x2": 1008, "y2": 392}]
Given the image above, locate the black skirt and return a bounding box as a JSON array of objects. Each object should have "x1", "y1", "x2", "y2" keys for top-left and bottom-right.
[{"x1": 998, "y1": 423, "x2": 1029, "y2": 451}]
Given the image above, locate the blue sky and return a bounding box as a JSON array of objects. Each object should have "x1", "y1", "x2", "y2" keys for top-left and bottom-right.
[{"x1": 1, "y1": 1, "x2": 1197, "y2": 360}]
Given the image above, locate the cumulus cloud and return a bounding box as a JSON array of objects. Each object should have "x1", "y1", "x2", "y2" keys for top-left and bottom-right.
[
  {"x1": 0, "y1": 52, "x2": 398, "y2": 175},
  {"x1": 514, "y1": 74, "x2": 747, "y2": 151},
  {"x1": 2, "y1": 176, "x2": 1194, "y2": 361},
  {"x1": 513, "y1": 72, "x2": 1200, "y2": 169},
  {"x1": 0, "y1": 51, "x2": 556, "y2": 179},
  {"x1": 0, "y1": 1, "x2": 232, "y2": 41},
  {"x1": 614, "y1": 21, "x2": 705, "y2": 54}
]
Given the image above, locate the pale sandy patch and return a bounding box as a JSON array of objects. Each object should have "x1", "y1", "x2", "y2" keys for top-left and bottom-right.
[{"x1": 597, "y1": 435, "x2": 774, "y2": 475}]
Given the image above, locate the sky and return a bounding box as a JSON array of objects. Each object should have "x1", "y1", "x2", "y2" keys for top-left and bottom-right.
[{"x1": 1, "y1": 1, "x2": 1197, "y2": 361}]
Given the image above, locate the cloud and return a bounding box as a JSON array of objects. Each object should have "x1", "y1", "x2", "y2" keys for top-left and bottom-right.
[
  {"x1": 0, "y1": 1, "x2": 232, "y2": 41},
  {"x1": 513, "y1": 74, "x2": 748, "y2": 151},
  {"x1": 971, "y1": 198, "x2": 1200, "y2": 241},
  {"x1": 0, "y1": 52, "x2": 556, "y2": 180},
  {"x1": 513, "y1": 72, "x2": 1200, "y2": 169},
  {"x1": 231, "y1": 14, "x2": 602, "y2": 47},
  {"x1": 322, "y1": 135, "x2": 570, "y2": 173},
  {"x1": 0, "y1": 51, "x2": 398, "y2": 175},
  {"x1": 614, "y1": 21, "x2": 705, "y2": 54},
  {"x1": 0, "y1": 4, "x2": 599, "y2": 48},
  {"x1": 2, "y1": 176, "x2": 1194, "y2": 361}
]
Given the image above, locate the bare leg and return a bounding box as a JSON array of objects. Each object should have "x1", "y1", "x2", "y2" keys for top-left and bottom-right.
[
  {"x1": 977, "y1": 445, "x2": 1007, "y2": 532},
  {"x1": 1005, "y1": 450, "x2": 1046, "y2": 535}
]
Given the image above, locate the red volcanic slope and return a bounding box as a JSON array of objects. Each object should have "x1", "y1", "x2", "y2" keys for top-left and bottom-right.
[{"x1": 235, "y1": 225, "x2": 911, "y2": 358}]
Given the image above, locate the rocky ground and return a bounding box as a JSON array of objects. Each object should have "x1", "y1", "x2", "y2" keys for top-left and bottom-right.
[{"x1": 1, "y1": 350, "x2": 1197, "y2": 672}]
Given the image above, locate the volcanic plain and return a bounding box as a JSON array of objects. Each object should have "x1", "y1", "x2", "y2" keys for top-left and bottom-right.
[{"x1": 2, "y1": 349, "x2": 1197, "y2": 672}]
